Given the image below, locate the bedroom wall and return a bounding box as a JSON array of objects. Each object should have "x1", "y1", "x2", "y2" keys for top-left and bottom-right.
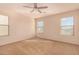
[
  {"x1": 0, "y1": 10, "x2": 35, "y2": 46},
  {"x1": 36, "y1": 10, "x2": 79, "y2": 45}
]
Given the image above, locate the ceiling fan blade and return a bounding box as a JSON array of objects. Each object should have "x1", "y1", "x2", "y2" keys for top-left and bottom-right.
[
  {"x1": 38, "y1": 6, "x2": 48, "y2": 9},
  {"x1": 31, "y1": 8, "x2": 34, "y2": 12},
  {"x1": 38, "y1": 9, "x2": 42, "y2": 13},
  {"x1": 24, "y1": 6, "x2": 33, "y2": 8}
]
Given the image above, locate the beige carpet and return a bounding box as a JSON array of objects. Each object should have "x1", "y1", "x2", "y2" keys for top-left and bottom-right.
[{"x1": 0, "y1": 38, "x2": 79, "y2": 55}]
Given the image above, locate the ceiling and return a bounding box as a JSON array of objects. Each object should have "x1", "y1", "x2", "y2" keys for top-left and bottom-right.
[{"x1": 0, "y1": 3, "x2": 79, "y2": 18}]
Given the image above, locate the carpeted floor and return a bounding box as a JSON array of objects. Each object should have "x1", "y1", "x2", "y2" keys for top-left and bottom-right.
[{"x1": 0, "y1": 38, "x2": 79, "y2": 55}]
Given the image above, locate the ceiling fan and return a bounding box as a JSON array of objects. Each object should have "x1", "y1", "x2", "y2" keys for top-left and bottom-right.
[{"x1": 24, "y1": 3, "x2": 48, "y2": 13}]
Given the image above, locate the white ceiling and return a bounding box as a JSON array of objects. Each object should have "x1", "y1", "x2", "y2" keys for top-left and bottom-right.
[{"x1": 0, "y1": 3, "x2": 79, "y2": 18}]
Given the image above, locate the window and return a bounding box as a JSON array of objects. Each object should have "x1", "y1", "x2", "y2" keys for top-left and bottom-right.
[
  {"x1": 0, "y1": 15, "x2": 8, "y2": 36},
  {"x1": 37, "y1": 20, "x2": 44, "y2": 33},
  {"x1": 60, "y1": 16, "x2": 74, "y2": 35}
]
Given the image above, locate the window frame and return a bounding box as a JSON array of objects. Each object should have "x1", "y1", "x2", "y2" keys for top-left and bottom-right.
[
  {"x1": 36, "y1": 20, "x2": 44, "y2": 34},
  {"x1": 0, "y1": 15, "x2": 9, "y2": 36},
  {"x1": 60, "y1": 16, "x2": 75, "y2": 36}
]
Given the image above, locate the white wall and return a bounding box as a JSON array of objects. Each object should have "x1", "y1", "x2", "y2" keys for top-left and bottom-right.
[
  {"x1": 0, "y1": 10, "x2": 35, "y2": 46},
  {"x1": 36, "y1": 10, "x2": 79, "y2": 45}
]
